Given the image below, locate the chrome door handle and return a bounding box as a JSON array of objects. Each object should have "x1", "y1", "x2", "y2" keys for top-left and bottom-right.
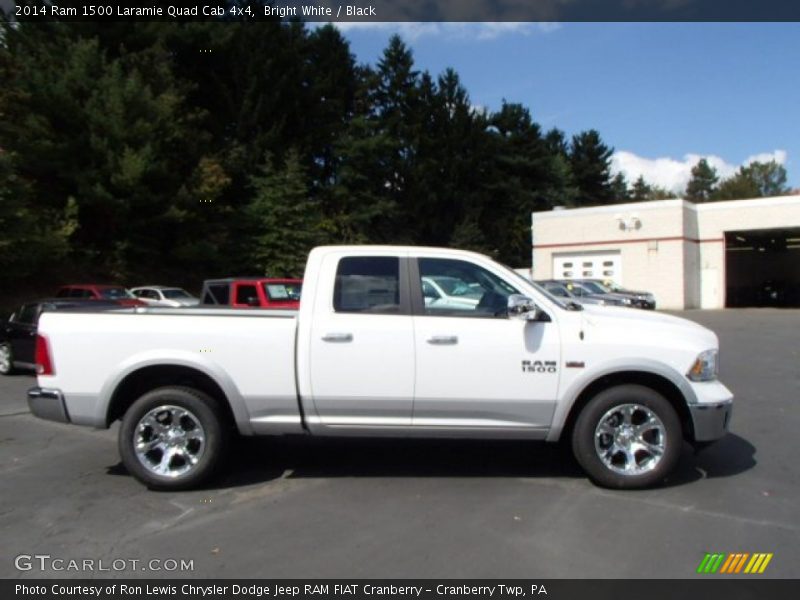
[
  {"x1": 427, "y1": 335, "x2": 458, "y2": 345},
  {"x1": 322, "y1": 333, "x2": 353, "y2": 343}
]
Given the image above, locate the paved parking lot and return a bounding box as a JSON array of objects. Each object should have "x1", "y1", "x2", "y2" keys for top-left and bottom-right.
[{"x1": 1, "y1": 309, "x2": 798, "y2": 579}]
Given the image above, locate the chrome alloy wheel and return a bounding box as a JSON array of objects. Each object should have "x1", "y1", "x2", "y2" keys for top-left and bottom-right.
[
  {"x1": 0, "y1": 344, "x2": 11, "y2": 374},
  {"x1": 133, "y1": 405, "x2": 206, "y2": 478},
  {"x1": 594, "y1": 403, "x2": 667, "y2": 476}
]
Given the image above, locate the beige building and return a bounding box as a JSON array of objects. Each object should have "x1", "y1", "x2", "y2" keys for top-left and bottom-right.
[{"x1": 531, "y1": 195, "x2": 800, "y2": 309}]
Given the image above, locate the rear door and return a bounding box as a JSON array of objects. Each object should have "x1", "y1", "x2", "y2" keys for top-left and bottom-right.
[
  {"x1": 411, "y1": 256, "x2": 561, "y2": 433},
  {"x1": 232, "y1": 282, "x2": 260, "y2": 307},
  {"x1": 307, "y1": 254, "x2": 415, "y2": 426}
]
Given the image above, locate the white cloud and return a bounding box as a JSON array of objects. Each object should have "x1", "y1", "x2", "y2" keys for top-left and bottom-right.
[
  {"x1": 611, "y1": 150, "x2": 788, "y2": 194},
  {"x1": 330, "y1": 22, "x2": 560, "y2": 42}
]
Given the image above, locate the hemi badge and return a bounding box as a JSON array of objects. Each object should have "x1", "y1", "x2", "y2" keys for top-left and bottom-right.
[{"x1": 566, "y1": 361, "x2": 585, "y2": 369}]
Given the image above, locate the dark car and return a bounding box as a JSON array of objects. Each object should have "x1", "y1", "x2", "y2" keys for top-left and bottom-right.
[
  {"x1": 576, "y1": 279, "x2": 656, "y2": 310},
  {"x1": 200, "y1": 278, "x2": 302, "y2": 309},
  {"x1": 0, "y1": 298, "x2": 120, "y2": 375},
  {"x1": 56, "y1": 284, "x2": 145, "y2": 307},
  {"x1": 537, "y1": 280, "x2": 606, "y2": 306},
  {"x1": 551, "y1": 280, "x2": 634, "y2": 307}
]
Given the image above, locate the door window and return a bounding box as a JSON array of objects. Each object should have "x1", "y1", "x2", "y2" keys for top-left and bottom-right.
[
  {"x1": 417, "y1": 258, "x2": 519, "y2": 317},
  {"x1": 235, "y1": 284, "x2": 259, "y2": 305},
  {"x1": 333, "y1": 257, "x2": 400, "y2": 314}
]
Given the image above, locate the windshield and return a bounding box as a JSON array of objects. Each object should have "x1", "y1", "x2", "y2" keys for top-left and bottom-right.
[
  {"x1": 162, "y1": 288, "x2": 192, "y2": 299},
  {"x1": 580, "y1": 281, "x2": 610, "y2": 294},
  {"x1": 495, "y1": 263, "x2": 576, "y2": 310},
  {"x1": 263, "y1": 282, "x2": 302, "y2": 301},
  {"x1": 99, "y1": 287, "x2": 134, "y2": 299}
]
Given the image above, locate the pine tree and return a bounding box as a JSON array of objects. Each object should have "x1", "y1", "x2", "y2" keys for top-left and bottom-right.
[
  {"x1": 631, "y1": 176, "x2": 652, "y2": 202},
  {"x1": 685, "y1": 158, "x2": 718, "y2": 202},
  {"x1": 611, "y1": 173, "x2": 630, "y2": 202},
  {"x1": 247, "y1": 151, "x2": 323, "y2": 277},
  {"x1": 569, "y1": 130, "x2": 615, "y2": 206}
]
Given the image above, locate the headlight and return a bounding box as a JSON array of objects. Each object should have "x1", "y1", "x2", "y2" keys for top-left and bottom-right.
[
  {"x1": 687, "y1": 349, "x2": 718, "y2": 381},
  {"x1": 620, "y1": 297, "x2": 632, "y2": 305}
]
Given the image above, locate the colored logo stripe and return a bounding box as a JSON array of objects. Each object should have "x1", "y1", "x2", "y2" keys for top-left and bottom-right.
[{"x1": 697, "y1": 552, "x2": 773, "y2": 574}]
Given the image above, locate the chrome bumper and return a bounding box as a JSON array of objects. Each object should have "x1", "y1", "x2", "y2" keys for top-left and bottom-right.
[
  {"x1": 689, "y1": 400, "x2": 732, "y2": 442},
  {"x1": 27, "y1": 387, "x2": 70, "y2": 423}
]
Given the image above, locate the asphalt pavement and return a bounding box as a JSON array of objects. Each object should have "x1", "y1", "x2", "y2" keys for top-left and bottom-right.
[{"x1": 0, "y1": 309, "x2": 798, "y2": 579}]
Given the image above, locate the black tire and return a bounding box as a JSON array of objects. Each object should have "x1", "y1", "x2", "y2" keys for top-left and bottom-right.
[
  {"x1": 0, "y1": 342, "x2": 15, "y2": 375},
  {"x1": 572, "y1": 384, "x2": 682, "y2": 489},
  {"x1": 118, "y1": 386, "x2": 229, "y2": 491}
]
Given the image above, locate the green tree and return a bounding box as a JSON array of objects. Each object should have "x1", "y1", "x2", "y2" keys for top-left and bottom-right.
[
  {"x1": 630, "y1": 176, "x2": 652, "y2": 202},
  {"x1": 247, "y1": 151, "x2": 323, "y2": 277},
  {"x1": 611, "y1": 172, "x2": 631, "y2": 202},
  {"x1": 685, "y1": 158, "x2": 718, "y2": 202},
  {"x1": 569, "y1": 130, "x2": 614, "y2": 206},
  {"x1": 714, "y1": 160, "x2": 789, "y2": 200}
]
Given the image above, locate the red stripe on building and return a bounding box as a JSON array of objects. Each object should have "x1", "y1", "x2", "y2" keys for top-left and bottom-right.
[{"x1": 532, "y1": 236, "x2": 725, "y2": 250}]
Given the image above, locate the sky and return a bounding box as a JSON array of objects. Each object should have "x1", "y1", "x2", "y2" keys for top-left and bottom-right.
[{"x1": 335, "y1": 22, "x2": 799, "y2": 194}]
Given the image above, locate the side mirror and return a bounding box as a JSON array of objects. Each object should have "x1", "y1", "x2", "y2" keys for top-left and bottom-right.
[{"x1": 507, "y1": 294, "x2": 538, "y2": 321}]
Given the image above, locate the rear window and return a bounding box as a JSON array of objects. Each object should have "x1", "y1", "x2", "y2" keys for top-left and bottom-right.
[
  {"x1": 162, "y1": 289, "x2": 191, "y2": 299},
  {"x1": 98, "y1": 287, "x2": 132, "y2": 299},
  {"x1": 333, "y1": 257, "x2": 400, "y2": 314},
  {"x1": 17, "y1": 304, "x2": 39, "y2": 324}
]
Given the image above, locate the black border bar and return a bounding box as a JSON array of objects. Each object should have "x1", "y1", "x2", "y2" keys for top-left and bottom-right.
[
  {"x1": 5, "y1": 0, "x2": 800, "y2": 22},
  {"x1": 4, "y1": 579, "x2": 800, "y2": 600}
]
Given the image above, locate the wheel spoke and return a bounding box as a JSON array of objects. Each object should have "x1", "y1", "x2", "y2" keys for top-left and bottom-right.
[{"x1": 621, "y1": 446, "x2": 638, "y2": 471}]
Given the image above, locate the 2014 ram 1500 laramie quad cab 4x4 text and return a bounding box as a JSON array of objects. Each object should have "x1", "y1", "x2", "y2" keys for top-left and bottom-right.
[{"x1": 27, "y1": 246, "x2": 733, "y2": 490}]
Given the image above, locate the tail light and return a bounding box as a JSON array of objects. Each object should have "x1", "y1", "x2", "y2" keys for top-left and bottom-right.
[{"x1": 35, "y1": 334, "x2": 55, "y2": 376}]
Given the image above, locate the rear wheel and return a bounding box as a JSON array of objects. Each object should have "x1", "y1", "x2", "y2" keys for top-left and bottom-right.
[
  {"x1": 0, "y1": 343, "x2": 15, "y2": 375},
  {"x1": 572, "y1": 384, "x2": 682, "y2": 489},
  {"x1": 119, "y1": 386, "x2": 229, "y2": 490}
]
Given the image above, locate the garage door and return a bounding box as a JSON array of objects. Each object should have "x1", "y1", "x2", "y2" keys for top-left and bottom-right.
[
  {"x1": 553, "y1": 252, "x2": 622, "y2": 284},
  {"x1": 725, "y1": 227, "x2": 800, "y2": 307}
]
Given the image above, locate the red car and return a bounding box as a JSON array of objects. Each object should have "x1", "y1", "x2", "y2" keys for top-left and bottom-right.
[
  {"x1": 56, "y1": 284, "x2": 145, "y2": 307},
  {"x1": 200, "y1": 278, "x2": 302, "y2": 309}
]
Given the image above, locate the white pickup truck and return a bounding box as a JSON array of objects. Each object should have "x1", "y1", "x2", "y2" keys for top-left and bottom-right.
[{"x1": 28, "y1": 246, "x2": 733, "y2": 490}]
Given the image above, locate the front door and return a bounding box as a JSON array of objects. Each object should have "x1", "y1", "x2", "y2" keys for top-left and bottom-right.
[
  {"x1": 411, "y1": 257, "x2": 560, "y2": 433},
  {"x1": 308, "y1": 254, "x2": 415, "y2": 426}
]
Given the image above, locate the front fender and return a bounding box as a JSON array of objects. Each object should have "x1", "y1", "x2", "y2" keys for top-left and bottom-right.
[{"x1": 546, "y1": 357, "x2": 697, "y2": 442}]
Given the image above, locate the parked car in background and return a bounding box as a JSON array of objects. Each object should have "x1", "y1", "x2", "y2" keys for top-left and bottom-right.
[
  {"x1": 200, "y1": 278, "x2": 302, "y2": 309},
  {"x1": 421, "y1": 275, "x2": 481, "y2": 310},
  {"x1": 537, "y1": 280, "x2": 606, "y2": 306},
  {"x1": 574, "y1": 279, "x2": 656, "y2": 310},
  {"x1": 1, "y1": 298, "x2": 120, "y2": 375},
  {"x1": 130, "y1": 286, "x2": 199, "y2": 307},
  {"x1": 56, "y1": 284, "x2": 145, "y2": 307},
  {"x1": 579, "y1": 279, "x2": 656, "y2": 310},
  {"x1": 554, "y1": 280, "x2": 634, "y2": 307}
]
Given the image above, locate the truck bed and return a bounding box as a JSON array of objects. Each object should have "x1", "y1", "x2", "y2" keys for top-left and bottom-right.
[{"x1": 38, "y1": 308, "x2": 301, "y2": 433}]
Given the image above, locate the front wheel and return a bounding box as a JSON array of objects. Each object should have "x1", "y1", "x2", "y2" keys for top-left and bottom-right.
[
  {"x1": 0, "y1": 343, "x2": 15, "y2": 375},
  {"x1": 572, "y1": 384, "x2": 682, "y2": 489},
  {"x1": 119, "y1": 386, "x2": 229, "y2": 490}
]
